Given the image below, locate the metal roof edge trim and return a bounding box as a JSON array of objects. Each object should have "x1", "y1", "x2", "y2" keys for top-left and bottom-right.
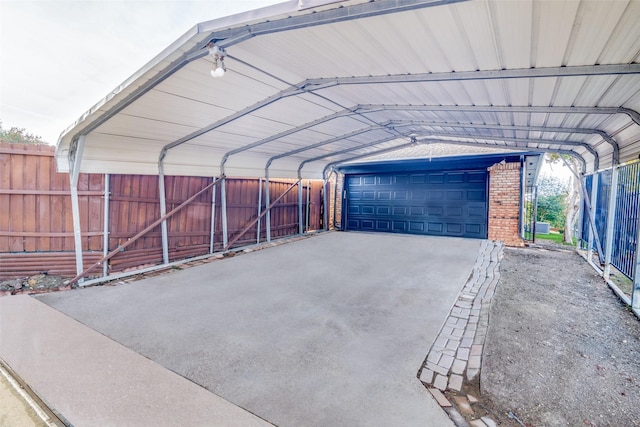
[
  {"x1": 55, "y1": 1, "x2": 305, "y2": 153},
  {"x1": 335, "y1": 152, "x2": 539, "y2": 174}
]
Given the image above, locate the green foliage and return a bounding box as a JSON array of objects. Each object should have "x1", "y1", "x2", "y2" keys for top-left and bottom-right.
[
  {"x1": 536, "y1": 175, "x2": 569, "y2": 229},
  {"x1": 0, "y1": 121, "x2": 46, "y2": 144}
]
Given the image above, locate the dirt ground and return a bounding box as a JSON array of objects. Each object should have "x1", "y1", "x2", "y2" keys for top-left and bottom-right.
[{"x1": 469, "y1": 241, "x2": 640, "y2": 427}]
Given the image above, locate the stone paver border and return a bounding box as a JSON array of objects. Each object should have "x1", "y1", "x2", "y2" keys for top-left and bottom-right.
[{"x1": 419, "y1": 240, "x2": 504, "y2": 392}]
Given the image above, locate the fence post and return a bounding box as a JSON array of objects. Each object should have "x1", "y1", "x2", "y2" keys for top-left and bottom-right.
[{"x1": 604, "y1": 167, "x2": 619, "y2": 279}]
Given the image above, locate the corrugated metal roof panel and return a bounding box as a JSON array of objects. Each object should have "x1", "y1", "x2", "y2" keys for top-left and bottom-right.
[{"x1": 55, "y1": 0, "x2": 640, "y2": 179}]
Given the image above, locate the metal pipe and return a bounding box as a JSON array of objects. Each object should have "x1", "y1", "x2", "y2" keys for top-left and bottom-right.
[
  {"x1": 209, "y1": 177, "x2": 217, "y2": 254},
  {"x1": 158, "y1": 166, "x2": 170, "y2": 264},
  {"x1": 603, "y1": 167, "x2": 619, "y2": 279},
  {"x1": 586, "y1": 174, "x2": 601, "y2": 263},
  {"x1": 332, "y1": 172, "x2": 338, "y2": 229},
  {"x1": 266, "y1": 174, "x2": 271, "y2": 242},
  {"x1": 633, "y1": 200, "x2": 640, "y2": 312},
  {"x1": 322, "y1": 179, "x2": 329, "y2": 231},
  {"x1": 69, "y1": 135, "x2": 86, "y2": 280},
  {"x1": 68, "y1": 177, "x2": 222, "y2": 285},
  {"x1": 224, "y1": 179, "x2": 300, "y2": 251},
  {"x1": 298, "y1": 180, "x2": 304, "y2": 235},
  {"x1": 533, "y1": 186, "x2": 538, "y2": 244},
  {"x1": 221, "y1": 177, "x2": 228, "y2": 248},
  {"x1": 306, "y1": 179, "x2": 311, "y2": 232},
  {"x1": 257, "y1": 178, "x2": 263, "y2": 243},
  {"x1": 103, "y1": 173, "x2": 110, "y2": 277}
]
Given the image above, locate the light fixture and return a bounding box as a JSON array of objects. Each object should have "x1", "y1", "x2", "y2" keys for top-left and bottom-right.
[{"x1": 208, "y1": 44, "x2": 226, "y2": 78}]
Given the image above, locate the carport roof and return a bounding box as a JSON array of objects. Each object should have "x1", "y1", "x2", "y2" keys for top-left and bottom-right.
[{"x1": 55, "y1": 0, "x2": 640, "y2": 180}]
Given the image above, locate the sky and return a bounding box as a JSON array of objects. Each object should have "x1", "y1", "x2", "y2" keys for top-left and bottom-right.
[{"x1": 0, "y1": 0, "x2": 281, "y2": 144}]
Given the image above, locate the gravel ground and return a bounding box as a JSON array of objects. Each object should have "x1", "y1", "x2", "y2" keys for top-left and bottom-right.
[{"x1": 478, "y1": 242, "x2": 640, "y2": 427}]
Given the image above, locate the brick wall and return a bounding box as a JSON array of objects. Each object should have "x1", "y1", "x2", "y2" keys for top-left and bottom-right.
[
  {"x1": 487, "y1": 161, "x2": 524, "y2": 246},
  {"x1": 328, "y1": 172, "x2": 344, "y2": 230}
]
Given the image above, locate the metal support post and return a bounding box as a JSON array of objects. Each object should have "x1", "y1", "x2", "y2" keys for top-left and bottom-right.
[
  {"x1": 209, "y1": 177, "x2": 217, "y2": 253},
  {"x1": 633, "y1": 203, "x2": 640, "y2": 312},
  {"x1": 333, "y1": 174, "x2": 338, "y2": 229},
  {"x1": 322, "y1": 179, "x2": 329, "y2": 231},
  {"x1": 587, "y1": 174, "x2": 599, "y2": 261},
  {"x1": 257, "y1": 178, "x2": 263, "y2": 243},
  {"x1": 298, "y1": 180, "x2": 304, "y2": 235},
  {"x1": 158, "y1": 167, "x2": 169, "y2": 264},
  {"x1": 221, "y1": 177, "x2": 228, "y2": 248},
  {"x1": 532, "y1": 186, "x2": 538, "y2": 244},
  {"x1": 266, "y1": 176, "x2": 271, "y2": 242},
  {"x1": 102, "y1": 173, "x2": 110, "y2": 277},
  {"x1": 604, "y1": 167, "x2": 619, "y2": 279},
  {"x1": 69, "y1": 135, "x2": 85, "y2": 280},
  {"x1": 306, "y1": 179, "x2": 311, "y2": 232}
]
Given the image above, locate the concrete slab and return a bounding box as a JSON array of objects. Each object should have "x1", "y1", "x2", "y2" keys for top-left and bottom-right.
[
  {"x1": 35, "y1": 232, "x2": 482, "y2": 426},
  {"x1": 0, "y1": 295, "x2": 271, "y2": 427}
]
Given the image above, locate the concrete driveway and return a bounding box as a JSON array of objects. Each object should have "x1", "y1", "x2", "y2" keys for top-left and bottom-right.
[{"x1": 33, "y1": 232, "x2": 481, "y2": 426}]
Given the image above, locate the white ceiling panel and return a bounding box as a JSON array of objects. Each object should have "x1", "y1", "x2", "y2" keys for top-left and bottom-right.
[{"x1": 56, "y1": 0, "x2": 640, "y2": 179}]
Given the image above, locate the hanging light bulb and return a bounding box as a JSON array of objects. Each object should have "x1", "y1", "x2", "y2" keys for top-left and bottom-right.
[
  {"x1": 211, "y1": 59, "x2": 225, "y2": 78},
  {"x1": 208, "y1": 44, "x2": 226, "y2": 78}
]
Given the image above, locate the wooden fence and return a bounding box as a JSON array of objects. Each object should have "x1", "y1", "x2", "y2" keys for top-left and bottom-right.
[{"x1": 0, "y1": 143, "x2": 326, "y2": 279}]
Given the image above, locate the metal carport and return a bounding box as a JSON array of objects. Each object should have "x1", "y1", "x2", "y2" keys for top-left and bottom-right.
[{"x1": 54, "y1": 0, "x2": 640, "y2": 306}]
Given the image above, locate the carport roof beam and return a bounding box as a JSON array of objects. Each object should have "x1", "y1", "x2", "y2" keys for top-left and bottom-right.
[
  {"x1": 356, "y1": 105, "x2": 640, "y2": 127},
  {"x1": 322, "y1": 142, "x2": 418, "y2": 178},
  {"x1": 390, "y1": 120, "x2": 620, "y2": 166},
  {"x1": 159, "y1": 86, "x2": 305, "y2": 166},
  {"x1": 265, "y1": 124, "x2": 393, "y2": 174},
  {"x1": 204, "y1": 0, "x2": 467, "y2": 48},
  {"x1": 388, "y1": 120, "x2": 619, "y2": 165},
  {"x1": 222, "y1": 108, "x2": 362, "y2": 176},
  {"x1": 301, "y1": 64, "x2": 640, "y2": 91},
  {"x1": 412, "y1": 138, "x2": 588, "y2": 173},
  {"x1": 299, "y1": 135, "x2": 402, "y2": 178},
  {"x1": 401, "y1": 131, "x2": 599, "y2": 170}
]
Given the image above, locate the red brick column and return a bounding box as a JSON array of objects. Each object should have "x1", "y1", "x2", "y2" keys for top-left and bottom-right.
[
  {"x1": 488, "y1": 162, "x2": 524, "y2": 246},
  {"x1": 327, "y1": 172, "x2": 344, "y2": 230}
]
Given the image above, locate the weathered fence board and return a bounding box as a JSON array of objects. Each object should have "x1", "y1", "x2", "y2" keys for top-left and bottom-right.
[{"x1": 0, "y1": 143, "x2": 325, "y2": 279}]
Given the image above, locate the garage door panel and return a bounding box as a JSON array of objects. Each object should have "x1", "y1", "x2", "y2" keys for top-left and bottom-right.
[
  {"x1": 429, "y1": 174, "x2": 445, "y2": 184},
  {"x1": 410, "y1": 206, "x2": 424, "y2": 216},
  {"x1": 446, "y1": 190, "x2": 465, "y2": 200},
  {"x1": 362, "y1": 191, "x2": 375, "y2": 200},
  {"x1": 410, "y1": 174, "x2": 426, "y2": 184},
  {"x1": 446, "y1": 223, "x2": 463, "y2": 234},
  {"x1": 393, "y1": 221, "x2": 407, "y2": 231},
  {"x1": 410, "y1": 222, "x2": 425, "y2": 232},
  {"x1": 468, "y1": 189, "x2": 485, "y2": 201},
  {"x1": 447, "y1": 173, "x2": 465, "y2": 183},
  {"x1": 393, "y1": 206, "x2": 407, "y2": 215},
  {"x1": 428, "y1": 223, "x2": 443, "y2": 233},
  {"x1": 378, "y1": 176, "x2": 392, "y2": 185},
  {"x1": 345, "y1": 169, "x2": 488, "y2": 239},
  {"x1": 447, "y1": 206, "x2": 463, "y2": 217}
]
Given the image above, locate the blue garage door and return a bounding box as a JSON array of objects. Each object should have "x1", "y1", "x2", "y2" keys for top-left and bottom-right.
[{"x1": 344, "y1": 169, "x2": 488, "y2": 239}]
